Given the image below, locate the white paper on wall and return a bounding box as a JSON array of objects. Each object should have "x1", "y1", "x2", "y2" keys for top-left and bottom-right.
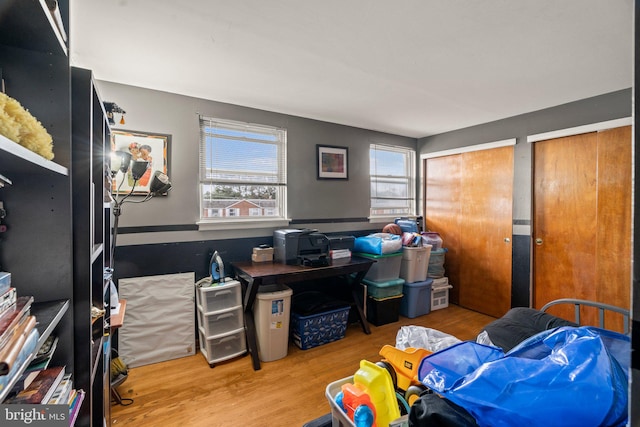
[{"x1": 118, "y1": 272, "x2": 195, "y2": 368}]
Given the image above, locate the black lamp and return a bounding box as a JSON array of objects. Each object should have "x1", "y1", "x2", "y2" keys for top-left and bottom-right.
[
  {"x1": 110, "y1": 150, "x2": 132, "y2": 177},
  {"x1": 109, "y1": 153, "x2": 172, "y2": 271},
  {"x1": 130, "y1": 160, "x2": 149, "y2": 181},
  {"x1": 149, "y1": 170, "x2": 172, "y2": 196}
]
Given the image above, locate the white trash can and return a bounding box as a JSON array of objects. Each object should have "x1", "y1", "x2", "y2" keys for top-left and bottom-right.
[{"x1": 253, "y1": 284, "x2": 293, "y2": 362}]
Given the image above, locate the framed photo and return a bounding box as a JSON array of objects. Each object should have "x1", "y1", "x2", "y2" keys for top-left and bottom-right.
[
  {"x1": 316, "y1": 144, "x2": 348, "y2": 180},
  {"x1": 111, "y1": 129, "x2": 171, "y2": 195}
]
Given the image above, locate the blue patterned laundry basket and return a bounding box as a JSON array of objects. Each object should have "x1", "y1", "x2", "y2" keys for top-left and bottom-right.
[{"x1": 291, "y1": 306, "x2": 350, "y2": 350}]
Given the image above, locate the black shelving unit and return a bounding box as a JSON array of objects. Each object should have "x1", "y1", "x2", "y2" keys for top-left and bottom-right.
[
  {"x1": 0, "y1": 0, "x2": 73, "y2": 412},
  {"x1": 0, "y1": 1, "x2": 110, "y2": 426},
  {"x1": 72, "y1": 66, "x2": 112, "y2": 427}
]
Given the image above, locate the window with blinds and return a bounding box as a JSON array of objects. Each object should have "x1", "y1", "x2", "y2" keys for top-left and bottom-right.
[
  {"x1": 199, "y1": 116, "x2": 287, "y2": 222},
  {"x1": 369, "y1": 144, "x2": 415, "y2": 218}
]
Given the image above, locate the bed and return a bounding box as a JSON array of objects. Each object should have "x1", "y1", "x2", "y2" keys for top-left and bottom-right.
[
  {"x1": 411, "y1": 299, "x2": 631, "y2": 427},
  {"x1": 479, "y1": 298, "x2": 631, "y2": 352}
]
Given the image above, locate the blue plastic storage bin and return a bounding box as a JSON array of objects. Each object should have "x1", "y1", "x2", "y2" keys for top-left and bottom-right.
[
  {"x1": 400, "y1": 278, "x2": 433, "y2": 318},
  {"x1": 291, "y1": 306, "x2": 350, "y2": 350}
]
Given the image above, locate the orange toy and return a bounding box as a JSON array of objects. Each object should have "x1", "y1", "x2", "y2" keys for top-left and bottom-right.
[{"x1": 378, "y1": 345, "x2": 430, "y2": 405}]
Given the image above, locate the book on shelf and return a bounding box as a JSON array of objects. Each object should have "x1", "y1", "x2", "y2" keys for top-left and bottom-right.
[
  {"x1": 69, "y1": 389, "x2": 85, "y2": 427},
  {"x1": 48, "y1": 373, "x2": 73, "y2": 404},
  {"x1": 31, "y1": 335, "x2": 58, "y2": 366},
  {"x1": 5, "y1": 365, "x2": 65, "y2": 404},
  {"x1": 0, "y1": 287, "x2": 17, "y2": 316},
  {"x1": 67, "y1": 388, "x2": 77, "y2": 406},
  {"x1": 0, "y1": 328, "x2": 39, "y2": 397},
  {"x1": 0, "y1": 315, "x2": 36, "y2": 375},
  {"x1": 6, "y1": 365, "x2": 43, "y2": 398},
  {"x1": 0, "y1": 271, "x2": 10, "y2": 295},
  {"x1": 0, "y1": 296, "x2": 34, "y2": 348}
]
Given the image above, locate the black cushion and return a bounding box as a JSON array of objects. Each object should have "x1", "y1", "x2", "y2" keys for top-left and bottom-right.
[{"x1": 481, "y1": 307, "x2": 577, "y2": 352}]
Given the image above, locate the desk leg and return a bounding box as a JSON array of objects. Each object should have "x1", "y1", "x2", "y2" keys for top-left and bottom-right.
[
  {"x1": 239, "y1": 276, "x2": 262, "y2": 371},
  {"x1": 244, "y1": 309, "x2": 261, "y2": 371},
  {"x1": 351, "y1": 270, "x2": 371, "y2": 335}
]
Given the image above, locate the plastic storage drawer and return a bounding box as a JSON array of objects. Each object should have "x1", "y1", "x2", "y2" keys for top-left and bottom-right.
[
  {"x1": 199, "y1": 327, "x2": 247, "y2": 364},
  {"x1": 431, "y1": 277, "x2": 452, "y2": 311},
  {"x1": 354, "y1": 252, "x2": 403, "y2": 282},
  {"x1": 362, "y1": 277, "x2": 404, "y2": 299},
  {"x1": 197, "y1": 305, "x2": 244, "y2": 337},
  {"x1": 196, "y1": 280, "x2": 242, "y2": 313}
]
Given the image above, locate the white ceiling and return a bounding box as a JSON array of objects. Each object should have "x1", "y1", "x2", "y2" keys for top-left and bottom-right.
[{"x1": 70, "y1": 1, "x2": 633, "y2": 139}]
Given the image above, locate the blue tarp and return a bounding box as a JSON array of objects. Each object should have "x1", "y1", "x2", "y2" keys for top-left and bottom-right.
[{"x1": 418, "y1": 326, "x2": 629, "y2": 427}]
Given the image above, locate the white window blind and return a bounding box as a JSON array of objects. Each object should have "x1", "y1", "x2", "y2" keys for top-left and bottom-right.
[
  {"x1": 370, "y1": 144, "x2": 415, "y2": 218},
  {"x1": 199, "y1": 116, "x2": 287, "y2": 223}
]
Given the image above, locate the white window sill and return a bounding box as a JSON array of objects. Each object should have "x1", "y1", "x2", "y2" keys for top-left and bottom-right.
[
  {"x1": 197, "y1": 218, "x2": 291, "y2": 231},
  {"x1": 368, "y1": 215, "x2": 418, "y2": 224}
]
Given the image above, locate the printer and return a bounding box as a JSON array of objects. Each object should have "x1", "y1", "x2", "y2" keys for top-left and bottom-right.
[{"x1": 273, "y1": 228, "x2": 330, "y2": 266}]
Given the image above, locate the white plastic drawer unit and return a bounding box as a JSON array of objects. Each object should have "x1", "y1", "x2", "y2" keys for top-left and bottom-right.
[
  {"x1": 199, "y1": 327, "x2": 247, "y2": 364},
  {"x1": 196, "y1": 280, "x2": 242, "y2": 313},
  {"x1": 197, "y1": 305, "x2": 244, "y2": 337}
]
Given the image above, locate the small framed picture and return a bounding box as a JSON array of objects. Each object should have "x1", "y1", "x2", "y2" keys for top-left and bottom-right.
[
  {"x1": 111, "y1": 129, "x2": 170, "y2": 195},
  {"x1": 316, "y1": 145, "x2": 348, "y2": 180}
]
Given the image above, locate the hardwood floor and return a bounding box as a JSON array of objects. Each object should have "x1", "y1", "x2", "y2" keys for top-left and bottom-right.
[{"x1": 110, "y1": 304, "x2": 494, "y2": 427}]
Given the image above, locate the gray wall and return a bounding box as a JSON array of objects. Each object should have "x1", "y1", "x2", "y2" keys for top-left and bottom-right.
[
  {"x1": 97, "y1": 81, "x2": 416, "y2": 245},
  {"x1": 418, "y1": 88, "x2": 632, "y2": 226}
]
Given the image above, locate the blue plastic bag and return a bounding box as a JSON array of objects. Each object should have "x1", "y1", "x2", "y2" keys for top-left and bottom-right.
[
  {"x1": 353, "y1": 233, "x2": 402, "y2": 255},
  {"x1": 418, "y1": 326, "x2": 629, "y2": 427}
]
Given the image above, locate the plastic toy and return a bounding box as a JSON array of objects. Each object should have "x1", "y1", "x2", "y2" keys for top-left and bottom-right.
[
  {"x1": 336, "y1": 359, "x2": 401, "y2": 427},
  {"x1": 377, "y1": 345, "x2": 430, "y2": 405}
]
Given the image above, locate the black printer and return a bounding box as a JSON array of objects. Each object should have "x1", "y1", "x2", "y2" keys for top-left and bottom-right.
[{"x1": 273, "y1": 228, "x2": 330, "y2": 266}]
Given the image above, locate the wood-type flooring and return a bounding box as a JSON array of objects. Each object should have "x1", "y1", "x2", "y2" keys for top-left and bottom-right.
[{"x1": 111, "y1": 304, "x2": 494, "y2": 427}]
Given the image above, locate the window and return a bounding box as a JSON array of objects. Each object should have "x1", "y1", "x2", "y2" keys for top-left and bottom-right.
[
  {"x1": 199, "y1": 116, "x2": 287, "y2": 225},
  {"x1": 369, "y1": 144, "x2": 416, "y2": 218}
]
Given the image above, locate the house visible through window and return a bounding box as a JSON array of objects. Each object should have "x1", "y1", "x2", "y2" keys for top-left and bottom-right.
[
  {"x1": 199, "y1": 116, "x2": 287, "y2": 223},
  {"x1": 369, "y1": 144, "x2": 415, "y2": 218}
]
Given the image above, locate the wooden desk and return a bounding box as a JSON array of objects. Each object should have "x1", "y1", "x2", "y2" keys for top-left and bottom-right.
[{"x1": 232, "y1": 257, "x2": 374, "y2": 370}]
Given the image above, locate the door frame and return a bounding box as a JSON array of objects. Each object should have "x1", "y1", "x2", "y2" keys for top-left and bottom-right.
[{"x1": 527, "y1": 117, "x2": 631, "y2": 143}]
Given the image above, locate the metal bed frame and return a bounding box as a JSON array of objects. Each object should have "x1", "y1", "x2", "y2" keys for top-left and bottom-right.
[{"x1": 540, "y1": 298, "x2": 630, "y2": 335}]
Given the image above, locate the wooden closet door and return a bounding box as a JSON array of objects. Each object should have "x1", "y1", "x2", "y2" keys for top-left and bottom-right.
[
  {"x1": 424, "y1": 155, "x2": 462, "y2": 303},
  {"x1": 533, "y1": 126, "x2": 631, "y2": 329},
  {"x1": 424, "y1": 145, "x2": 513, "y2": 317},
  {"x1": 459, "y1": 147, "x2": 513, "y2": 318},
  {"x1": 596, "y1": 126, "x2": 631, "y2": 330}
]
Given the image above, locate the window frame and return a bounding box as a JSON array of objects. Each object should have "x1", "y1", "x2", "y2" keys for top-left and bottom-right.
[
  {"x1": 369, "y1": 144, "x2": 416, "y2": 221},
  {"x1": 198, "y1": 116, "x2": 289, "y2": 230}
]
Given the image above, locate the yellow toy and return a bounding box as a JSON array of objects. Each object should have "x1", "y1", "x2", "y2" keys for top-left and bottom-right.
[
  {"x1": 336, "y1": 360, "x2": 401, "y2": 427},
  {"x1": 377, "y1": 345, "x2": 430, "y2": 405}
]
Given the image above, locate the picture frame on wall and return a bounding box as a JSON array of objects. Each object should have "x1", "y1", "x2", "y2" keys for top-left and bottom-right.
[
  {"x1": 316, "y1": 144, "x2": 348, "y2": 180},
  {"x1": 111, "y1": 129, "x2": 171, "y2": 195}
]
